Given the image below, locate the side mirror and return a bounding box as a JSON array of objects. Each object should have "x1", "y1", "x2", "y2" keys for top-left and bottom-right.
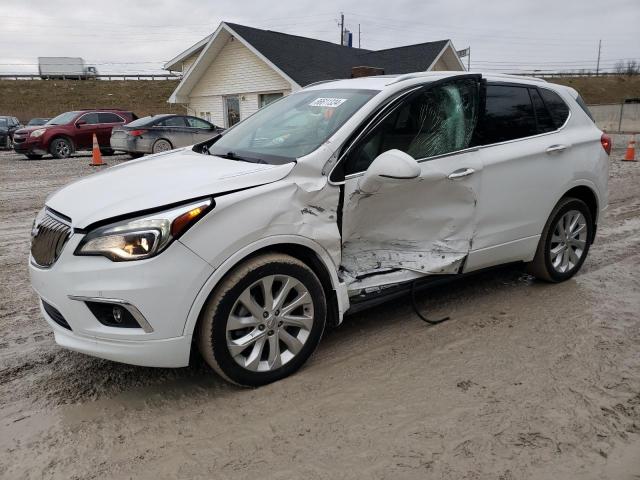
[
  {"x1": 358, "y1": 149, "x2": 421, "y2": 194},
  {"x1": 75, "y1": 120, "x2": 87, "y2": 127}
]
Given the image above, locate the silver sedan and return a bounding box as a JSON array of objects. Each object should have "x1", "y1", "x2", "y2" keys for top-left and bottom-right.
[{"x1": 110, "y1": 114, "x2": 223, "y2": 158}]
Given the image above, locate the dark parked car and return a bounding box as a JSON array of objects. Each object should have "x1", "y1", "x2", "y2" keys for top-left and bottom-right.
[
  {"x1": 13, "y1": 109, "x2": 136, "y2": 160},
  {"x1": 110, "y1": 114, "x2": 222, "y2": 158},
  {"x1": 0, "y1": 116, "x2": 22, "y2": 149},
  {"x1": 27, "y1": 118, "x2": 50, "y2": 127}
]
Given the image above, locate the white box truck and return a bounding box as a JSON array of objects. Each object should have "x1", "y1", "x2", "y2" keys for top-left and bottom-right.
[{"x1": 38, "y1": 57, "x2": 98, "y2": 80}]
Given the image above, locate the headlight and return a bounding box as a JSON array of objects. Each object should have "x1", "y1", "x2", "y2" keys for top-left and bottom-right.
[
  {"x1": 31, "y1": 128, "x2": 46, "y2": 138},
  {"x1": 75, "y1": 198, "x2": 212, "y2": 261}
]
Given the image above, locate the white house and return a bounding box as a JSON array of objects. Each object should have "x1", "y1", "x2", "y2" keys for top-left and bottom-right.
[{"x1": 165, "y1": 22, "x2": 466, "y2": 128}]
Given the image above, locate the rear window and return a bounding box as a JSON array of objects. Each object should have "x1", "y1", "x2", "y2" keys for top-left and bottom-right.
[
  {"x1": 575, "y1": 94, "x2": 595, "y2": 122},
  {"x1": 539, "y1": 88, "x2": 570, "y2": 128},
  {"x1": 475, "y1": 85, "x2": 537, "y2": 144},
  {"x1": 529, "y1": 88, "x2": 556, "y2": 134}
]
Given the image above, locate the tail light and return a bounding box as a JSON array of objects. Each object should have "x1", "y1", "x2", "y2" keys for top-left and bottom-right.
[
  {"x1": 601, "y1": 134, "x2": 612, "y2": 155},
  {"x1": 128, "y1": 129, "x2": 147, "y2": 137}
]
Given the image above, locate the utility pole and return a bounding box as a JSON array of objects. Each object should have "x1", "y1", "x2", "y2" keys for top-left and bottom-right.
[
  {"x1": 468, "y1": 47, "x2": 471, "y2": 71},
  {"x1": 358, "y1": 23, "x2": 361, "y2": 48},
  {"x1": 340, "y1": 12, "x2": 344, "y2": 45},
  {"x1": 596, "y1": 39, "x2": 602, "y2": 75}
]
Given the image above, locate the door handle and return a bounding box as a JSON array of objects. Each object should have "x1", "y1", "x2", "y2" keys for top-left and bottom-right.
[
  {"x1": 546, "y1": 144, "x2": 569, "y2": 154},
  {"x1": 448, "y1": 167, "x2": 475, "y2": 179}
]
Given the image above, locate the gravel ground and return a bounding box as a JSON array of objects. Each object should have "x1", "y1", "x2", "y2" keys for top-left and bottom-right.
[{"x1": 1, "y1": 149, "x2": 639, "y2": 479}]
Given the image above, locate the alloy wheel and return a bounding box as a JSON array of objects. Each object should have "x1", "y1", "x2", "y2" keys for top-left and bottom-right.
[
  {"x1": 549, "y1": 209, "x2": 588, "y2": 273},
  {"x1": 55, "y1": 141, "x2": 70, "y2": 157},
  {"x1": 226, "y1": 274, "x2": 314, "y2": 372}
]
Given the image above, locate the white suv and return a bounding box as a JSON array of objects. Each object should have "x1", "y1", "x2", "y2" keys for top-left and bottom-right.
[{"x1": 29, "y1": 72, "x2": 609, "y2": 386}]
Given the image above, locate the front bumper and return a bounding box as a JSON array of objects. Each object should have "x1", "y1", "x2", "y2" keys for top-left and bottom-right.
[
  {"x1": 30, "y1": 233, "x2": 215, "y2": 367},
  {"x1": 13, "y1": 135, "x2": 47, "y2": 155},
  {"x1": 43, "y1": 302, "x2": 193, "y2": 367}
]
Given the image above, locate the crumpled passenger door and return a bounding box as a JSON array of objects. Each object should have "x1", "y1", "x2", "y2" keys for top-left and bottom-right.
[{"x1": 338, "y1": 75, "x2": 483, "y2": 292}]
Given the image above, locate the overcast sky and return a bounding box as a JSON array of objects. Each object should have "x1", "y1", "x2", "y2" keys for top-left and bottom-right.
[{"x1": 2, "y1": 0, "x2": 638, "y2": 75}]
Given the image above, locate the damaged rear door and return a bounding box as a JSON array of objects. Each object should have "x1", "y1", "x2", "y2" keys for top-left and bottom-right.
[{"x1": 336, "y1": 75, "x2": 483, "y2": 292}]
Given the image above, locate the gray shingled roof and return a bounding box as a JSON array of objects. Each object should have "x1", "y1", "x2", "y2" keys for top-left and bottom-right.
[{"x1": 225, "y1": 23, "x2": 450, "y2": 86}]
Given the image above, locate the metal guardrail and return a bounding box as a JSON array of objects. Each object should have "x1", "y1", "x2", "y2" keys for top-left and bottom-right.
[
  {"x1": 0, "y1": 74, "x2": 181, "y2": 80},
  {"x1": 510, "y1": 72, "x2": 636, "y2": 78}
]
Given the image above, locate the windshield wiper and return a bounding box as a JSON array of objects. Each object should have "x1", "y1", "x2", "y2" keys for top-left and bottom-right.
[{"x1": 215, "y1": 151, "x2": 265, "y2": 164}]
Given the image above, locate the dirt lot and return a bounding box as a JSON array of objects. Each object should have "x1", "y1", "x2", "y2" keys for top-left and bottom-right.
[{"x1": 1, "y1": 148, "x2": 639, "y2": 479}]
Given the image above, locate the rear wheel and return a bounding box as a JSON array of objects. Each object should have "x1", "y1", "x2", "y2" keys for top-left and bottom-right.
[
  {"x1": 527, "y1": 197, "x2": 593, "y2": 282},
  {"x1": 197, "y1": 253, "x2": 327, "y2": 386},
  {"x1": 50, "y1": 138, "x2": 72, "y2": 159},
  {"x1": 152, "y1": 139, "x2": 172, "y2": 154}
]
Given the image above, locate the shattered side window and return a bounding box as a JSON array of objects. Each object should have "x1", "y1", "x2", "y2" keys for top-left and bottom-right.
[{"x1": 343, "y1": 79, "x2": 480, "y2": 175}]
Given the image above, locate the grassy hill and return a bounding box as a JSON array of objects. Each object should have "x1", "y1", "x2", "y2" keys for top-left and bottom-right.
[
  {"x1": 0, "y1": 79, "x2": 181, "y2": 122},
  {"x1": 547, "y1": 75, "x2": 640, "y2": 104},
  {"x1": 1, "y1": 75, "x2": 638, "y2": 123}
]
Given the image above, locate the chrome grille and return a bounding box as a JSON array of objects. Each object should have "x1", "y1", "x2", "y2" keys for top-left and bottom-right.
[{"x1": 31, "y1": 212, "x2": 72, "y2": 267}]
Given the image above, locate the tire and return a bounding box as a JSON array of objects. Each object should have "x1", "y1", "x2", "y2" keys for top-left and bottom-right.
[
  {"x1": 527, "y1": 197, "x2": 593, "y2": 282},
  {"x1": 25, "y1": 154, "x2": 43, "y2": 160},
  {"x1": 152, "y1": 139, "x2": 172, "y2": 154},
  {"x1": 100, "y1": 148, "x2": 115, "y2": 156},
  {"x1": 129, "y1": 152, "x2": 144, "y2": 159},
  {"x1": 49, "y1": 137, "x2": 72, "y2": 159},
  {"x1": 197, "y1": 253, "x2": 327, "y2": 387}
]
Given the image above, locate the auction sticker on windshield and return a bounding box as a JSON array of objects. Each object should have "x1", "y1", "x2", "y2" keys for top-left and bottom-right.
[{"x1": 309, "y1": 98, "x2": 348, "y2": 108}]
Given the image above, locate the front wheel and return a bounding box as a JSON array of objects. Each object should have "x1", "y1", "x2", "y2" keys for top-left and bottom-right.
[
  {"x1": 197, "y1": 253, "x2": 327, "y2": 386},
  {"x1": 527, "y1": 197, "x2": 593, "y2": 282},
  {"x1": 50, "y1": 138, "x2": 72, "y2": 159}
]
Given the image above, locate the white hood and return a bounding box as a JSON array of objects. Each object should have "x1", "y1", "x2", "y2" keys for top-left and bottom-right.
[{"x1": 46, "y1": 148, "x2": 295, "y2": 228}]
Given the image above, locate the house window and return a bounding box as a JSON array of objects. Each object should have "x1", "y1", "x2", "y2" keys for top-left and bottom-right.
[
  {"x1": 259, "y1": 92, "x2": 284, "y2": 108},
  {"x1": 201, "y1": 112, "x2": 211, "y2": 122}
]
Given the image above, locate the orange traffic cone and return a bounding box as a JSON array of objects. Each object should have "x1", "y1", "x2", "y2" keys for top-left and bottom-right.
[
  {"x1": 623, "y1": 138, "x2": 637, "y2": 162},
  {"x1": 90, "y1": 134, "x2": 105, "y2": 166}
]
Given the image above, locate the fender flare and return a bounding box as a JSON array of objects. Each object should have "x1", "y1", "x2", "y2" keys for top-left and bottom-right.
[{"x1": 180, "y1": 234, "x2": 349, "y2": 337}]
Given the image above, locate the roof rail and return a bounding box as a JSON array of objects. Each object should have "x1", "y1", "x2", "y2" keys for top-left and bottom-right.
[
  {"x1": 486, "y1": 72, "x2": 547, "y2": 83},
  {"x1": 304, "y1": 78, "x2": 341, "y2": 88},
  {"x1": 387, "y1": 71, "x2": 549, "y2": 86},
  {"x1": 387, "y1": 71, "x2": 445, "y2": 85}
]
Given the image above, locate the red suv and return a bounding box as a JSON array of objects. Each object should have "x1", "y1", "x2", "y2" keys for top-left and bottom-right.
[{"x1": 13, "y1": 109, "x2": 136, "y2": 160}]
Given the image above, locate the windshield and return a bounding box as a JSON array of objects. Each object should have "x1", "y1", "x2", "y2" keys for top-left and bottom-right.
[
  {"x1": 208, "y1": 89, "x2": 378, "y2": 164},
  {"x1": 47, "y1": 111, "x2": 80, "y2": 125}
]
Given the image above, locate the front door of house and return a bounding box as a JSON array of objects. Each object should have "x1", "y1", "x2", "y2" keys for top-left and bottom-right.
[{"x1": 225, "y1": 96, "x2": 240, "y2": 127}]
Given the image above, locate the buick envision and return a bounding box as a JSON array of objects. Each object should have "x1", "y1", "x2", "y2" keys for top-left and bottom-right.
[{"x1": 29, "y1": 73, "x2": 608, "y2": 386}]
